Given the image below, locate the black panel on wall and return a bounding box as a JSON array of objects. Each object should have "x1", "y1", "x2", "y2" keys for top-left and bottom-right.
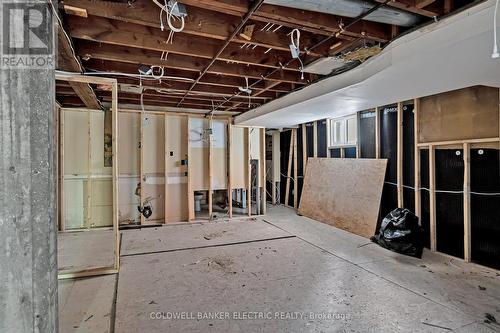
[
  {"x1": 403, "y1": 104, "x2": 415, "y2": 213},
  {"x1": 305, "y1": 122, "x2": 314, "y2": 157},
  {"x1": 297, "y1": 126, "x2": 304, "y2": 205},
  {"x1": 359, "y1": 110, "x2": 376, "y2": 158},
  {"x1": 470, "y1": 148, "x2": 500, "y2": 270},
  {"x1": 330, "y1": 148, "x2": 341, "y2": 158},
  {"x1": 316, "y1": 119, "x2": 327, "y2": 158},
  {"x1": 344, "y1": 147, "x2": 357, "y2": 158},
  {"x1": 420, "y1": 149, "x2": 431, "y2": 249},
  {"x1": 279, "y1": 130, "x2": 291, "y2": 205},
  {"x1": 435, "y1": 149, "x2": 464, "y2": 259},
  {"x1": 380, "y1": 105, "x2": 398, "y2": 220}
]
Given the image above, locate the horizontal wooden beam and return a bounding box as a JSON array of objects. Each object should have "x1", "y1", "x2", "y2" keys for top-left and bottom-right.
[
  {"x1": 81, "y1": 58, "x2": 298, "y2": 93},
  {"x1": 75, "y1": 40, "x2": 308, "y2": 84},
  {"x1": 179, "y1": 0, "x2": 391, "y2": 42},
  {"x1": 66, "y1": 15, "x2": 304, "y2": 71}
]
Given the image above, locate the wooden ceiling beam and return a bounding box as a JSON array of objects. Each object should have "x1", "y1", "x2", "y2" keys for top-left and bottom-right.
[
  {"x1": 61, "y1": 0, "x2": 385, "y2": 54},
  {"x1": 56, "y1": 20, "x2": 101, "y2": 109},
  {"x1": 75, "y1": 40, "x2": 308, "y2": 84},
  {"x1": 66, "y1": 15, "x2": 305, "y2": 71},
  {"x1": 179, "y1": 0, "x2": 391, "y2": 42},
  {"x1": 81, "y1": 59, "x2": 297, "y2": 93}
]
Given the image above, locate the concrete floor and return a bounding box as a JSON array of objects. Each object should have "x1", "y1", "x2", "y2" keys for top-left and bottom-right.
[{"x1": 59, "y1": 205, "x2": 500, "y2": 332}]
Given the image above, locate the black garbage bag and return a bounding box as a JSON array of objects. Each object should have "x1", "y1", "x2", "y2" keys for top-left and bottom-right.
[{"x1": 370, "y1": 208, "x2": 424, "y2": 258}]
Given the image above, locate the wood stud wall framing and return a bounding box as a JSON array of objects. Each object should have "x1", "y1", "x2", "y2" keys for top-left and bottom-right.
[
  {"x1": 289, "y1": 87, "x2": 499, "y2": 264},
  {"x1": 57, "y1": 74, "x2": 119, "y2": 279}
]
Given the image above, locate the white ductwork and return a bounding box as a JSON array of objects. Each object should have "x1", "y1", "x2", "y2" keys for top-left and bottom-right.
[
  {"x1": 264, "y1": 0, "x2": 421, "y2": 27},
  {"x1": 236, "y1": 0, "x2": 500, "y2": 128}
]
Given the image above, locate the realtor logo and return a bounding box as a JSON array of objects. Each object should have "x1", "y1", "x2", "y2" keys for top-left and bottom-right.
[
  {"x1": 1, "y1": 2, "x2": 54, "y2": 68},
  {"x1": 3, "y1": 2, "x2": 52, "y2": 54}
]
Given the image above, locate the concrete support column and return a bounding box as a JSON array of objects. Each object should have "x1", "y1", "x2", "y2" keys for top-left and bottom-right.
[{"x1": 0, "y1": 1, "x2": 58, "y2": 332}]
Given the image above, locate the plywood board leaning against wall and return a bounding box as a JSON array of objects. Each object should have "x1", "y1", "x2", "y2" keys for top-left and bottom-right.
[{"x1": 298, "y1": 158, "x2": 387, "y2": 238}]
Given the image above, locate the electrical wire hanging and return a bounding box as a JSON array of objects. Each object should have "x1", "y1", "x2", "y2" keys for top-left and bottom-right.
[
  {"x1": 493, "y1": 0, "x2": 499, "y2": 58},
  {"x1": 290, "y1": 28, "x2": 305, "y2": 80},
  {"x1": 159, "y1": 0, "x2": 185, "y2": 33}
]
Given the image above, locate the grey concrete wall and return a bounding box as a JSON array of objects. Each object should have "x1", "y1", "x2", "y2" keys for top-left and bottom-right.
[{"x1": 0, "y1": 1, "x2": 58, "y2": 332}]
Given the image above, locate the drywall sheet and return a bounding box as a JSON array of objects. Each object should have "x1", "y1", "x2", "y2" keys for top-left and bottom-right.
[
  {"x1": 190, "y1": 118, "x2": 209, "y2": 190},
  {"x1": 118, "y1": 112, "x2": 140, "y2": 175},
  {"x1": 118, "y1": 176, "x2": 140, "y2": 223},
  {"x1": 165, "y1": 115, "x2": 188, "y2": 222},
  {"x1": 359, "y1": 110, "x2": 376, "y2": 158},
  {"x1": 212, "y1": 120, "x2": 227, "y2": 190},
  {"x1": 470, "y1": 148, "x2": 500, "y2": 270},
  {"x1": 90, "y1": 179, "x2": 113, "y2": 228},
  {"x1": 419, "y1": 86, "x2": 499, "y2": 143},
  {"x1": 231, "y1": 126, "x2": 247, "y2": 189},
  {"x1": 435, "y1": 149, "x2": 464, "y2": 259},
  {"x1": 143, "y1": 114, "x2": 165, "y2": 174},
  {"x1": 64, "y1": 110, "x2": 89, "y2": 175},
  {"x1": 298, "y1": 158, "x2": 387, "y2": 238},
  {"x1": 64, "y1": 179, "x2": 87, "y2": 229}
]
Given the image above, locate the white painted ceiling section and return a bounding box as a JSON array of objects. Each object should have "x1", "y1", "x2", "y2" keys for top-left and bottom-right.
[{"x1": 235, "y1": 0, "x2": 500, "y2": 128}]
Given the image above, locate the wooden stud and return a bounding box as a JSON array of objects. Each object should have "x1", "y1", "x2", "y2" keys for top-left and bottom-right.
[
  {"x1": 293, "y1": 128, "x2": 298, "y2": 209},
  {"x1": 60, "y1": 108, "x2": 66, "y2": 232},
  {"x1": 375, "y1": 107, "x2": 380, "y2": 159},
  {"x1": 260, "y1": 128, "x2": 266, "y2": 215},
  {"x1": 463, "y1": 142, "x2": 471, "y2": 262},
  {"x1": 397, "y1": 102, "x2": 404, "y2": 208},
  {"x1": 356, "y1": 112, "x2": 361, "y2": 158},
  {"x1": 208, "y1": 117, "x2": 213, "y2": 219},
  {"x1": 340, "y1": 147, "x2": 345, "y2": 158},
  {"x1": 164, "y1": 115, "x2": 168, "y2": 222},
  {"x1": 246, "y1": 127, "x2": 252, "y2": 216},
  {"x1": 414, "y1": 99, "x2": 421, "y2": 219},
  {"x1": 313, "y1": 121, "x2": 318, "y2": 157},
  {"x1": 227, "y1": 122, "x2": 233, "y2": 218},
  {"x1": 284, "y1": 130, "x2": 293, "y2": 206},
  {"x1": 429, "y1": 145, "x2": 436, "y2": 252},
  {"x1": 417, "y1": 138, "x2": 500, "y2": 147},
  {"x1": 187, "y1": 116, "x2": 195, "y2": 221},
  {"x1": 111, "y1": 80, "x2": 120, "y2": 271},
  {"x1": 139, "y1": 110, "x2": 144, "y2": 225},
  {"x1": 86, "y1": 109, "x2": 92, "y2": 229}
]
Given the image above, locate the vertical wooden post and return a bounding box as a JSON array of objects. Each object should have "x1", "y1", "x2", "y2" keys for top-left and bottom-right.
[
  {"x1": 260, "y1": 128, "x2": 266, "y2": 215},
  {"x1": 397, "y1": 102, "x2": 404, "y2": 208},
  {"x1": 187, "y1": 116, "x2": 194, "y2": 221},
  {"x1": 139, "y1": 111, "x2": 144, "y2": 225},
  {"x1": 227, "y1": 122, "x2": 233, "y2": 218},
  {"x1": 285, "y1": 130, "x2": 293, "y2": 206},
  {"x1": 429, "y1": 145, "x2": 436, "y2": 252},
  {"x1": 356, "y1": 112, "x2": 361, "y2": 158},
  {"x1": 86, "y1": 109, "x2": 92, "y2": 229},
  {"x1": 313, "y1": 121, "x2": 318, "y2": 157},
  {"x1": 340, "y1": 147, "x2": 345, "y2": 158},
  {"x1": 293, "y1": 128, "x2": 298, "y2": 209},
  {"x1": 112, "y1": 80, "x2": 120, "y2": 270},
  {"x1": 246, "y1": 127, "x2": 251, "y2": 216},
  {"x1": 463, "y1": 143, "x2": 471, "y2": 262},
  {"x1": 375, "y1": 107, "x2": 380, "y2": 159},
  {"x1": 414, "y1": 99, "x2": 421, "y2": 219},
  {"x1": 164, "y1": 115, "x2": 168, "y2": 223},
  {"x1": 208, "y1": 118, "x2": 213, "y2": 219},
  {"x1": 60, "y1": 108, "x2": 66, "y2": 231}
]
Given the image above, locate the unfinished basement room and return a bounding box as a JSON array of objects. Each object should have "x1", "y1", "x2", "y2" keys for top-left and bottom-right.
[{"x1": 2, "y1": 0, "x2": 500, "y2": 332}]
